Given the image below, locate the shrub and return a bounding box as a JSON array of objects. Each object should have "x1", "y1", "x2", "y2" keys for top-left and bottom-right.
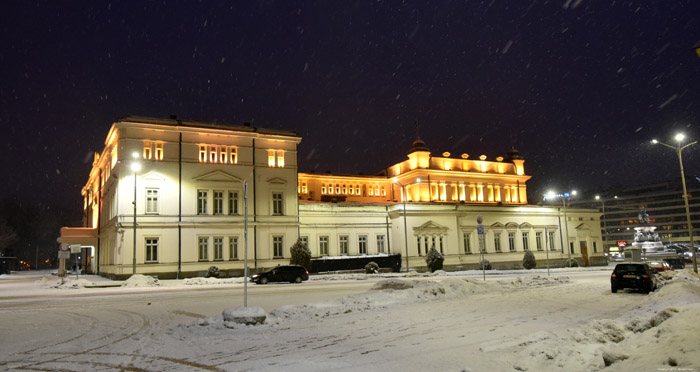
[
  {"x1": 565, "y1": 258, "x2": 579, "y2": 268},
  {"x1": 478, "y1": 259, "x2": 492, "y2": 270},
  {"x1": 290, "y1": 238, "x2": 312, "y2": 271},
  {"x1": 365, "y1": 261, "x2": 380, "y2": 274},
  {"x1": 425, "y1": 247, "x2": 444, "y2": 272},
  {"x1": 205, "y1": 266, "x2": 219, "y2": 278},
  {"x1": 522, "y1": 250, "x2": 536, "y2": 269}
]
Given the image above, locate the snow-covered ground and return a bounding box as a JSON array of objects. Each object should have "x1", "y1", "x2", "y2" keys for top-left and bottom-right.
[{"x1": 1, "y1": 267, "x2": 699, "y2": 371}]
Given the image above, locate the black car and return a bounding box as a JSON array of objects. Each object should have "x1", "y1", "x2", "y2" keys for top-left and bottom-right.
[
  {"x1": 663, "y1": 258, "x2": 685, "y2": 270},
  {"x1": 251, "y1": 265, "x2": 309, "y2": 284},
  {"x1": 611, "y1": 263, "x2": 658, "y2": 294}
]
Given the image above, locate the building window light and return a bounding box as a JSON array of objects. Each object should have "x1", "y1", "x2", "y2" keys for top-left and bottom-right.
[
  {"x1": 375, "y1": 186, "x2": 380, "y2": 196},
  {"x1": 301, "y1": 182, "x2": 308, "y2": 194},
  {"x1": 199, "y1": 145, "x2": 207, "y2": 163},
  {"x1": 143, "y1": 141, "x2": 153, "y2": 160},
  {"x1": 277, "y1": 151, "x2": 285, "y2": 168},
  {"x1": 268, "y1": 150, "x2": 276, "y2": 167},
  {"x1": 369, "y1": 187, "x2": 374, "y2": 196},
  {"x1": 381, "y1": 187, "x2": 386, "y2": 196},
  {"x1": 349, "y1": 186, "x2": 354, "y2": 195},
  {"x1": 342, "y1": 185, "x2": 347, "y2": 194},
  {"x1": 321, "y1": 184, "x2": 327, "y2": 194},
  {"x1": 154, "y1": 142, "x2": 163, "y2": 161},
  {"x1": 210, "y1": 145, "x2": 218, "y2": 163},
  {"x1": 229, "y1": 147, "x2": 237, "y2": 164},
  {"x1": 221, "y1": 147, "x2": 228, "y2": 164},
  {"x1": 356, "y1": 185, "x2": 361, "y2": 196}
]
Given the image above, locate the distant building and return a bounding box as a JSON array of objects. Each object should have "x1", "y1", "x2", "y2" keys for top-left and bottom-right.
[
  {"x1": 59, "y1": 117, "x2": 605, "y2": 278},
  {"x1": 572, "y1": 178, "x2": 700, "y2": 252}
]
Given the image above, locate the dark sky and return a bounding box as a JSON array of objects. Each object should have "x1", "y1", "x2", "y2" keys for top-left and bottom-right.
[{"x1": 2, "y1": 1, "x2": 699, "y2": 214}]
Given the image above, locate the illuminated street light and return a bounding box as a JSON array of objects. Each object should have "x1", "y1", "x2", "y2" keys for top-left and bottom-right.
[
  {"x1": 393, "y1": 178, "x2": 410, "y2": 272},
  {"x1": 131, "y1": 152, "x2": 141, "y2": 275},
  {"x1": 595, "y1": 195, "x2": 610, "y2": 256},
  {"x1": 544, "y1": 190, "x2": 577, "y2": 265},
  {"x1": 651, "y1": 134, "x2": 697, "y2": 273}
]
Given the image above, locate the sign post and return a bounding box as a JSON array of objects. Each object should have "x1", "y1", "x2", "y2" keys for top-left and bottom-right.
[
  {"x1": 58, "y1": 243, "x2": 70, "y2": 284},
  {"x1": 477, "y1": 215, "x2": 485, "y2": 281}
]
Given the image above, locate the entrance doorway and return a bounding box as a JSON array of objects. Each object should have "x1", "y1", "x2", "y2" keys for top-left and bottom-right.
[{"x1": 579, "y1": 242, "x2": 589, "y2": 266}]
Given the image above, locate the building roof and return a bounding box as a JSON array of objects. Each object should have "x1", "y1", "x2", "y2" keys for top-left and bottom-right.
[{"x1": 117, "y1": 116, "x2": 299, "y2": 138}]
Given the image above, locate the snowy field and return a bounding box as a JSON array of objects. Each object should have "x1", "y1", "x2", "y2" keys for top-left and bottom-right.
[{"x1": 1, "y1": 267, "x2": 699, "y2": 371}]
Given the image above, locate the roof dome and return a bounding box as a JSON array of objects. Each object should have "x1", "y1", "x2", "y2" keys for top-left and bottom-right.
[{"x1": 408, "y1": 136, "x2": 430, "y2": 154}]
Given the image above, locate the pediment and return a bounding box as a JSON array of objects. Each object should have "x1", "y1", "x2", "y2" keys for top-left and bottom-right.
[
  {"x1": 193, "y1": 170, "x2": 243, "y2": 183},
  {"x1": 575, "y1": 223, "x2": 591, "y2": 230},
  {"x1": 490, "y1": 222, "x2": 505, "y2": 229},
  {"x1": 413, "y1": 220, "x2": 448, "y2": 233},
  {"x1": 505, "y1": 222, "x2": 519, "y2": 231},
  {"x1": 267, "y1": 177, "x2": 288, "y2": 185},
  {"x1": 141, "y1": 171, "x2": 166, "y2": 182},
  {"x1": 519, "y1": 222, "x2": 533, "y2": 229}
]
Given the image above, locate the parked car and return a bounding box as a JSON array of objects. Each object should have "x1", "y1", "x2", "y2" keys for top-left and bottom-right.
[
  {"x1": 610, "y1": 263, "x2": 658, "y2": 294},
  {"x1": 663, "y1": 258, "x2": 685, "y2": 270},
  {"x1": 646, "y1": 260, "x2": 673, "y2": 273},
  {"x1": 251, "y1": 265, "x2": 309, "y2": 284}
]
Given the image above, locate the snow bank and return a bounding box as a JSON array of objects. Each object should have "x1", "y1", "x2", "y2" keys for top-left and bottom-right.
[
  {"x1": 122, "y1": 274, "x2": 161, "y2": 287},
  {"x1": 183, "y1": 277, "x2": 245, "y2": 285},
  {"x1": 52, "y1": 278, "x2": 94, "y2": 289}
]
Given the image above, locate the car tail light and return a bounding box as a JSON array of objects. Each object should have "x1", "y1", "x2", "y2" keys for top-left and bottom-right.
[
  {"x1": 643, "y1": 274, "x2": 649, "y2": 279},
  {"x1": 611, "y1": 273, "x2": 616, "y2": 278}
]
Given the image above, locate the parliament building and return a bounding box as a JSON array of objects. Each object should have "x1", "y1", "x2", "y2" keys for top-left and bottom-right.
[{"x1": 59, "y1": 117, "x2": 605, "y2": 278}]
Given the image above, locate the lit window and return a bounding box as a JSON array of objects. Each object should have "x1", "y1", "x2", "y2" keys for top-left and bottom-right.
[
  {"x1": 213, "y1": 237, "x2": 224, "y2": 260},
  {"x1": 381, "y1": 187, "x2": 386, "y2": 196},
  {"x1": 213, "y1": 191, "x2": 224, "y2": 215},
  {"x1": 155, "y1": 142, "x2": 163, "y2": 160},
  {"x1": 342, "y1": 185, "x2": 347, "y2": 194},
  {"x1": 273, "y1": 236, "x2": 284, "y2": 258},
  {"x1": 277, "y1": 150, "x2": 284, "y2": 168},
  {"x1": 375, "y1": 186, "x2": 380, "y2": 196},
  {"x1": 229, "y1": 236, "x2": 239, "y2": 260},
  {"x1": 272, "y1": 193, "x2": 283, "y2": 215},
  {"x1": 210, "y1": 145, "x2": 218, "y2": 163},
  {"x1": 319, "y1": 236, "x2": 329, "y2": 256},
  {"x1": 198, "y1": 237, "x2": 209, "y2": 261},
  {"x1": 143, "y1": 141, "x2": 153, "y2": 160},
  {"x1": 221, "y1": 147, "x2": 228, "y2": 163},
  {"x1": 328, "y1": 184, "x2": 334, "y2": 195},
  {"x1": 145, "y1": 237, "x2": 158, "y2": 263},
  {"x1": 349, "y1": 185, "x2": 354, "y2": 195},
  {"x1": 146, "y1": 188, "x2": 159, "y2": 214},
  {"x1": 356, "y1": 185, "x2": 361, "y2": 196},
  {"x1": 229, "y1": 147, "x2": 237, "y2": 164},
  {"x1": 268, "y1": 150, "x2": 276, "y2": 167},
  {"x1": 321, "y1": 184, "x2": 327, "y2": 194},
  {"x1": 301, "y1": 182, "x2": 308, "y2": 194},
  {"x1": 335, "y1": 184, "x2": 340, "y2": 194},
  {"x1": 369, "y1": 187, "x2": 374, "y2": 196},
  {"x1": 199, "y1": 145, "x2": 207, "y2": 162}
]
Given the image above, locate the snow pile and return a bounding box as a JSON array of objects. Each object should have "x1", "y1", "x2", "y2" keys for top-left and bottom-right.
[
  {"x1": 490, "y1": 274, "x2": 700, "y2": 371},
  {"x1": 50, "y1": 278, "x2": 95, "y2": 289},
  {"x1": 184, "y1": 277, "x2": 244, "y2": 285},
  {"x1": 502, "y1": 275, "x2": 570, "y2": 289},
  {"x1": 222, "y1": 306, "x2": 267, "y2": 325},
  {"x1": 121, "y1": 274, "x2": 161, "y2": 287}
]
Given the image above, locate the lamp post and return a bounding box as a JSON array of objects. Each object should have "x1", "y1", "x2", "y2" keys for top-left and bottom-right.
[
  {"x1": 595, "y1": 195, "x2": 609, "y2": 256},
  {"x1": 545, "y1": 190, "x2": 576, "y2": 264},
  {"x1": 130, "y1": 152, "x2": 141, "y2": 275},
  {"x1": 393, "y1": 179, "x2": 410, "y2": 272},
  {"x1": 651, "y1": 134, "x2": 697, "y2": 273}
]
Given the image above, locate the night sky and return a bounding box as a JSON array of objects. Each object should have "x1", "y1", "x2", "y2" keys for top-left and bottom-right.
[{"x1": 2, "y1": 1, "x2": 700, "y2": 216}]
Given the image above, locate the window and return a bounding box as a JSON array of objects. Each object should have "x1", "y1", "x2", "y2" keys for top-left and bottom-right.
[
  {"x1": 377, "y1": 235, "x2": 385, "y2": 253},
  {"x1": 143, "y1": 140, "x2": 153, "y2": 160},
  {"x1": 508, "y1": 232, "x2": 516, "y2": 252},
  {"x1": 277, "y1": 150, "x2": 285, "y2": 168},
  {"x1": 199, "y1": 145, "x2": 207, "y2": 162},
  {"x1": 145, "y1": 237, "x2": 158, "y2": 263},
  {"x1": 432, "y1": 236, "x2": 437, "y2": 252},
  {"x1": 417, "y1": 236, "x2": 422, "y2": 256},
  {"x1": 146, "y1": 188, "x2": 159, "y2": 214},
  {"x1": 228, "y1": 191, "x2": 239, "y2": 215},
  {"x1": 339, "y1": 236, "x2": 348, "y2": 255},
  {"x1": 536, "y1": 232, "x2": 543, "y2": 251},
  {"x1": 229, "y1": 146, "x2": 238, "y2": 164},
  {"x1": 356, "y1": 185, "x2": 361, "y2": 196},
  {"x1": 273, "y1": 236, "x2": 284, "y2": 258},
  {"x1": 570, "y1": 242, "x2": 575, "y2": 254},
  {"x1": 321, "y1": 184, "x2": 327, "y2": 194},
  {"x1": 522, "y1": 232, "x2": 529, "y2": 251},
  {"x1": 464, "y1": 232, "x2": 472, "y2": 254},
  {"x1": 154, "y1": 142, "x2": 163, "y2": 160},
  {"x1": 319, "y1": 236, "x2": 329, "y2": 256},
  {"x1": 272, "y1": 193, "x2": 283, "y2": 215},
  {"x1": 268, "y1": 149, "x2": 285, "y2": 167},
  {"x1": 301, "y1": 182, "x2": 308, "y2": 194},
  {"x1": 229, "y1": 236, "x2": 239, "y2": 260},
  {"x1": 197, "y1": 190, "x2": 208, "y2": 215},
  {"x1": 198, "y1": 237, "x2": 209, "y2": 261},
  {"x1": 359, "y1": 235, "x2": 367, "y2": 255},
  {"x1": 213, "y1": 237, "x2": 224, "y2": 260},
  {"x1": 300, "y1": 236, "x2": 308, "y2": 249},
  {"x1": 439, "y1": 236, "x2": 444, "y2": 253},
  {"x1": 548, "y1": 231, "x2": 556, "y2": 251},
  {"x1": 213, "y1": 191, "x2": 224, "y2": 215},
  {"x1": 494, "y1": 233, "x2": 502, "y2": 252},
  {"x1": 593, "y1": 241, "x2": 598, "y2": 253},
  {"x1": 210, "y1": 145, "x2": 218, "y2": 163}
]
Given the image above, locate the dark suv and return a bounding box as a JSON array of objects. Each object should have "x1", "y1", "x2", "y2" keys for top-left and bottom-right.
[
  {"x1": 663, "y1": 258, "x2": 685, "y2": 270},
  {"x1": 251, "y1": 265, "x2": 309, "y2": 284},
  {"x1": 611, "y1": 263, "x2": 658, "y2": 294}
]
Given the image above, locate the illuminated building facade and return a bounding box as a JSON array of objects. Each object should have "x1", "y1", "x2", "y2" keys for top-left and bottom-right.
[{"x1": 60, "y1": 117, "x2": 605, "y2": 278}]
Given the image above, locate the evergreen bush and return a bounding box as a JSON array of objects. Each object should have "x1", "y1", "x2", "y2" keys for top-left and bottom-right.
[
  {"x1": 522, "y1": 250, "x2": 536, "y2": 269},
  {"x1": 364, "y1": 261, "x2": 380, "y2": 274},
  {"x1": 205, "y1": 266, "x2": 220, "y2": 278},
  {"x1": 478, "y1": 259, "x2": 492, "y2": 270},
  {"x1": 565, "y1": 258, "x2": 579, "y2": 268},
  {"x1": 425, "y1": 247, "x2": 444, "y2": 272},
  {"x1": 290, "y1": 238, "x2": 312, "y2": 271}
]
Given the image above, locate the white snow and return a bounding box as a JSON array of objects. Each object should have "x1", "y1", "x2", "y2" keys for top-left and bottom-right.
[{"x1": 1, "y1": 267, "x2": 699, "y2": 371}]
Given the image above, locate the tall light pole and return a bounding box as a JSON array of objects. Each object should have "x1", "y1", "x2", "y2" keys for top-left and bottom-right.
[
  {"x1": 545, "y1": 190, "x2": 576, "y2": 264},
  {"x1": 130, "y1": 152, "x2": 141, "y2": 275},
  {"x1": 651, "y1": 134, "x2": 697, "y2": 273},
  {"x1": 393, "y1": 179, "x2": 410, "y2": 272},
  {"x1": 595, "y1": 195, "x2": 609, "y2": 256}
]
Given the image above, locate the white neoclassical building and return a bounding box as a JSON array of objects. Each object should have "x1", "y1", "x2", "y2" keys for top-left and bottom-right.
[{"x1": 59, "y1": 116, "x2": 605, "y2": 279}]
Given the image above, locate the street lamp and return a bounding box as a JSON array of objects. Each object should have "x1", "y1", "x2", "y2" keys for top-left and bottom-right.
[
  {"x1": 545, "y1": 190, "x2": 576, "y2": 264},
  {"x1": 651, "y1": 134, "x2": 697, "y2": 273},
  {"x1": 595, "y1": 195, "x2": 609, "y2": 255},
  {"x1": 130, "y1": 152, "x2": 141, "y2": 275},
  {"x1": 393, "y1": 178, "x2": 410, "y2": 272}
]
